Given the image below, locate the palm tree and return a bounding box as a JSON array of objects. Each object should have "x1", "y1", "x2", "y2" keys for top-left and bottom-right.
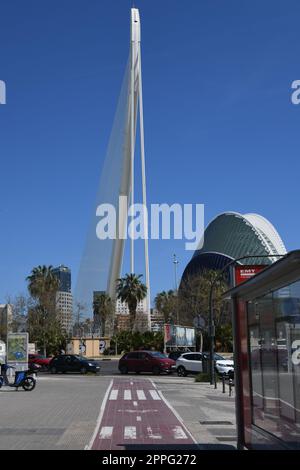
[
  {"x1": 26, "y1": 265, "x2": 60, "y2": 355},
  {"x1": 116, "y1": 274, "x2": 147, "y2": 331},
  {"x1": 27, "y1": 265, "x2": 59, "y2": 306},
  {"x1": 154, "y1": 290, "x2": 177, "y2": 323},
  {"x1": 93, "y1": 292, "x2": 113, "y2": 336}
]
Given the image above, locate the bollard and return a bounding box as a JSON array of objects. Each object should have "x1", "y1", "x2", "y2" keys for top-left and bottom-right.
[
  {"x1": 222, "y1": 374, "x2": 226, "y2": 393},
  {"x1": 229, "y1": 378, "x2": 232, "y2": 396},
  {"x1": 214, "y1": 372, "x2": 217, "y2": 389}
]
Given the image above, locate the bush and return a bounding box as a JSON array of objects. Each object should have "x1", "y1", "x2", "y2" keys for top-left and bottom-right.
[
  {"x1": 195, "y1": 372, "x2": 220, "y2": 383},
  {"x1": 111, "y1": 331, "x2": 164, "y2": 354}
]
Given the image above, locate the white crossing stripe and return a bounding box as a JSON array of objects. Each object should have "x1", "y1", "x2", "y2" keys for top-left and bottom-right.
[
  {"x1": 99, "y1": 426, "x2": 113, "y2": 439},
  {"x1": 136, "y1": 416, "x2": 142, "y2": 422},
  {"x1": 147, "y1": 426, "x2": 162, "y2": 439},
  {"x1": 124, "y1": 390, "x2": 132, "y2": 400},
  {"x1": 137, "y1": 390, "x2": 146, "y2": 400},
  {"x1": 149, "y1": 390, "x2": 161, "y2": 401},
  {"x1": 109, "y1": 389, "x2": 118, "y2": 400},
  {"x1": 124, "y1": 426, "x2": 136, "y2": 439},
  {"x1": 133, "y1": 401, "x2": 138, "y2": 407},
  {"x1": 172, "y1": 426, "x2": 188, "y2": 439}
]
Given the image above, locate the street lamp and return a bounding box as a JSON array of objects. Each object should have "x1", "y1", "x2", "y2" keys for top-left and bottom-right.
[
  {"x1": 173, "y1": 254, "x2": 179, "y2": 323},
  {"x1": 208, "y1": 253, "x2": 286, "y2": 386}
]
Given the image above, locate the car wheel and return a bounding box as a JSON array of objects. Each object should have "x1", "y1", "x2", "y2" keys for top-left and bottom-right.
[
  {"x1": 80, "y1": 367, "x2": 87, "y2": 375},
  {"x1": 152, "y1": 366, "x2": 160, "y2": 375},
  {"x1": 177, "y1": 366, "x2": 187, "y2": 377},
  {"x1": 120, "y1": 365, "x2": 128, "y2": 374},
  {"x1": 50, "y1": 367, "x2": 57, "y2": 374}
]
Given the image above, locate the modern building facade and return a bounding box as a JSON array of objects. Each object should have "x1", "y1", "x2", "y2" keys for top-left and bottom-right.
[
  {"x1": 150, "y1": 309, "x2": 164, "y2": 332},
  {"x1": 181, "y1": 212, "x2": 287, "y2": 287},
  {"x1": 52, "y1": 265, "x2": 71, "y2": 293},
  {"x1": 53, "y1": 265, "x2": 73, "y2": 334}
]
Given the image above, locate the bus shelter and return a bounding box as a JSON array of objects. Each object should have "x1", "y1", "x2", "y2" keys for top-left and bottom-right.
[{"x1": 225, "y1": 250, "x2": 300, "y2": 449}]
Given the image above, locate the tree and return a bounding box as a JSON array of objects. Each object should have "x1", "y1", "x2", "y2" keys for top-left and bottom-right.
[
  {"x1": 5, "y1": 293, "x2": 33, "y2": 333},
  {"x1": 178, "y1": 269, "x2": 233, "y2": 351},
  {"x1": 26, "y1": 265, "x2": 65, "y2": 355},
  {"x1": 178, "y1": 269, "x2": 229, "y2": 327},
  {"x1": 73, "y1": 301, "x2": 87, "y2": 337},
  {"x1": 93, "y1": 292, "x2": 114, "y2": 336},
  {"x1": 154, "y1": 290, "x2": 177, "y2": 323},
  {"x1": 116, "y1": 274, "x2": 147, "y2": 331},
  {"x1": 111, "y1": 330, "x2": 164, "y2": 354}
]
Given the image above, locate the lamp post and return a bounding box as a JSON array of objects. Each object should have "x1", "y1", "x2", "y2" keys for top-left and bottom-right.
[
  {"x1": 208, "y1": 253, "x2": 286, "y2": 386},
  {"x1": 173, "y1": 254, "x2": 179, "y2": 324}
]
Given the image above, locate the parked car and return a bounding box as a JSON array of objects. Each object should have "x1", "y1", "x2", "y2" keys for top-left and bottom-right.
[
  {"x1": 168, "y1": 349, "x2": 191, "y2": 361},
  {"x1": 48, "y1": 355, "x2": 101, "y2": 374},
  {"x1": 202, "y1": 352, "x2": 234, "y2": 376},
  {"x1": 118, "y1": 350, "x2": 176, "y2": 375},
  {"x1": 176, "y1": 352, "x2": 203, "y2": 376},
  {"x1": 28, "y1": 353, "x2": 52, "y2": 371}
]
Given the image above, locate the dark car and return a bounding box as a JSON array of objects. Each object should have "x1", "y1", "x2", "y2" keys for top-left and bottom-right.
[
  {"x1": 48, "y1": 354, "x2": 101, "y2": 375},
  {"x1": 118, "y1": 350, "x2": 176, "y2": 375}
]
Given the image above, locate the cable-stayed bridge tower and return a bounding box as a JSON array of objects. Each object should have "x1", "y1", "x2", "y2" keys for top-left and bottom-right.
[{"x1": 75, "y1": 8, "x2": 151, "y2": 330}]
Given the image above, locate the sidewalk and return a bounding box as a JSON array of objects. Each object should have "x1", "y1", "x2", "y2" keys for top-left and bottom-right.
[{"x1": 155, "y1": 377, "x2": 236, "y2": 450}]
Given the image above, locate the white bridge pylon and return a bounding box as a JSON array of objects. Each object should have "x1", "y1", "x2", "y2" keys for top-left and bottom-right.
[{"x1": 107, "y1": 8, "x2": 151, "y2": 329}]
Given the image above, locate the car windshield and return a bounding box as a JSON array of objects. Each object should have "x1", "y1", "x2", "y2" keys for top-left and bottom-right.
[
  {"x1": 74, "y1": 355, "x2": 86, "y2": 361},
  {"x1": 214, "y1": 354, "x2": 225, "y2": 360},
  {"x1": 203, "y1": 352, "x2": 225, "y2": 360},
  {"x1": 149, "y1": 352, "x2": 167, "y2": 359}
]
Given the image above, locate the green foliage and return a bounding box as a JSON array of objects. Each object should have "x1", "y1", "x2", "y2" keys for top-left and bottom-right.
[
  {"x1": 93, "y1": 292, "x2": 114, "y2": 336},
  {"x1": 195, "y1": 372, "x2": 219, "y2": 383},
  {"x1": 179, "y1": 269, "x2": 229, "y2": 327},
  {"x1": 195, "y1": 372, "x2": 211, "y2": 382},
  {"x1": 116, "y1": 274, "x2": 147, "y2": 330},
  {"x1": 154, "y1": 290, "x2": 177, "y2": 323},
  {"x1": 215, "y1": 323, "x2": 233, "y2": 352},
  {"x1": 26, "y1": 265, "x2": 68, "y2": 355},
  {"x1": 111, "y1": 330, "x2": 164, "y2": 354}
]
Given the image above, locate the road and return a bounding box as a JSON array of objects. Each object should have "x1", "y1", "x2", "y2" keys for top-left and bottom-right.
[{"x1": 0, "y1": 360, "x2": 236, "y2": 450}]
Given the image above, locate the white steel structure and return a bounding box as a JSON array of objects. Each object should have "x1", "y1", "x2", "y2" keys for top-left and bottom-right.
[
  {"x1": 75, "y1": 9, "x2": 151, "y2": 329},
  {"x1": 107, "y1": 9, "x2": 150, "y2": 328}
]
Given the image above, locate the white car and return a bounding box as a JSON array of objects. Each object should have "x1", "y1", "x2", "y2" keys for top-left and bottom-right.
[
  {"x1": 176, "y1": 352, "x2": 234, "y2": 377},
  {"x1": 176, "y1": 352, "x2": 203, "y2": 376},
  {"x1": 214, "y1": 356, "x2": 234, "y2": 376}
]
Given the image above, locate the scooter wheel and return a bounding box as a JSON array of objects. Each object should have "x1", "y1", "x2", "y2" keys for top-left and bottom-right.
[{"x1": 22, "y1": 377, "x2": 36, "y2": 391}]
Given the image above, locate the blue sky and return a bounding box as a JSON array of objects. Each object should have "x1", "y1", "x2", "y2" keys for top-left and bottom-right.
[{"x1": 0, "y1": 0, "x2": 300, "y2": 306}]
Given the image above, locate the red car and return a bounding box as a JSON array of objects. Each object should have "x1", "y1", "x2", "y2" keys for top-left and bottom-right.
[
  {"x1": 118, "y1": 350, "x2": 176, "y2": 375},
  {"x1": 28, "y1": 354, "x2": 52, "y2": 370}
]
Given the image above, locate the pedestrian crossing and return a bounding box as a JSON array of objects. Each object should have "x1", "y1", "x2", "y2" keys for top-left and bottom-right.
[
  {"x1": 109, "y1": 388, "x2": 161, "y2": 402},
  {"x1": 98, "y1": 424, "x2": 188, "y2": 440}
]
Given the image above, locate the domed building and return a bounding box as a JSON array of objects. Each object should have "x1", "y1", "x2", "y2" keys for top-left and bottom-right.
[{"x1": 181, "y1": 212, "x2": 287, "y2": 286}]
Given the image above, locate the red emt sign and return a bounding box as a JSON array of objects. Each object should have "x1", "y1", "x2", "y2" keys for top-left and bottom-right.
[{"x1": 234, "y1": 265, "x2": 267, "y2": 286}]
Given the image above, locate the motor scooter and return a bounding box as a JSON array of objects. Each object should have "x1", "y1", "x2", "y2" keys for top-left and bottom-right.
[{"x1": 0, "y1": 364, "x2": 36, "y2": 391}]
